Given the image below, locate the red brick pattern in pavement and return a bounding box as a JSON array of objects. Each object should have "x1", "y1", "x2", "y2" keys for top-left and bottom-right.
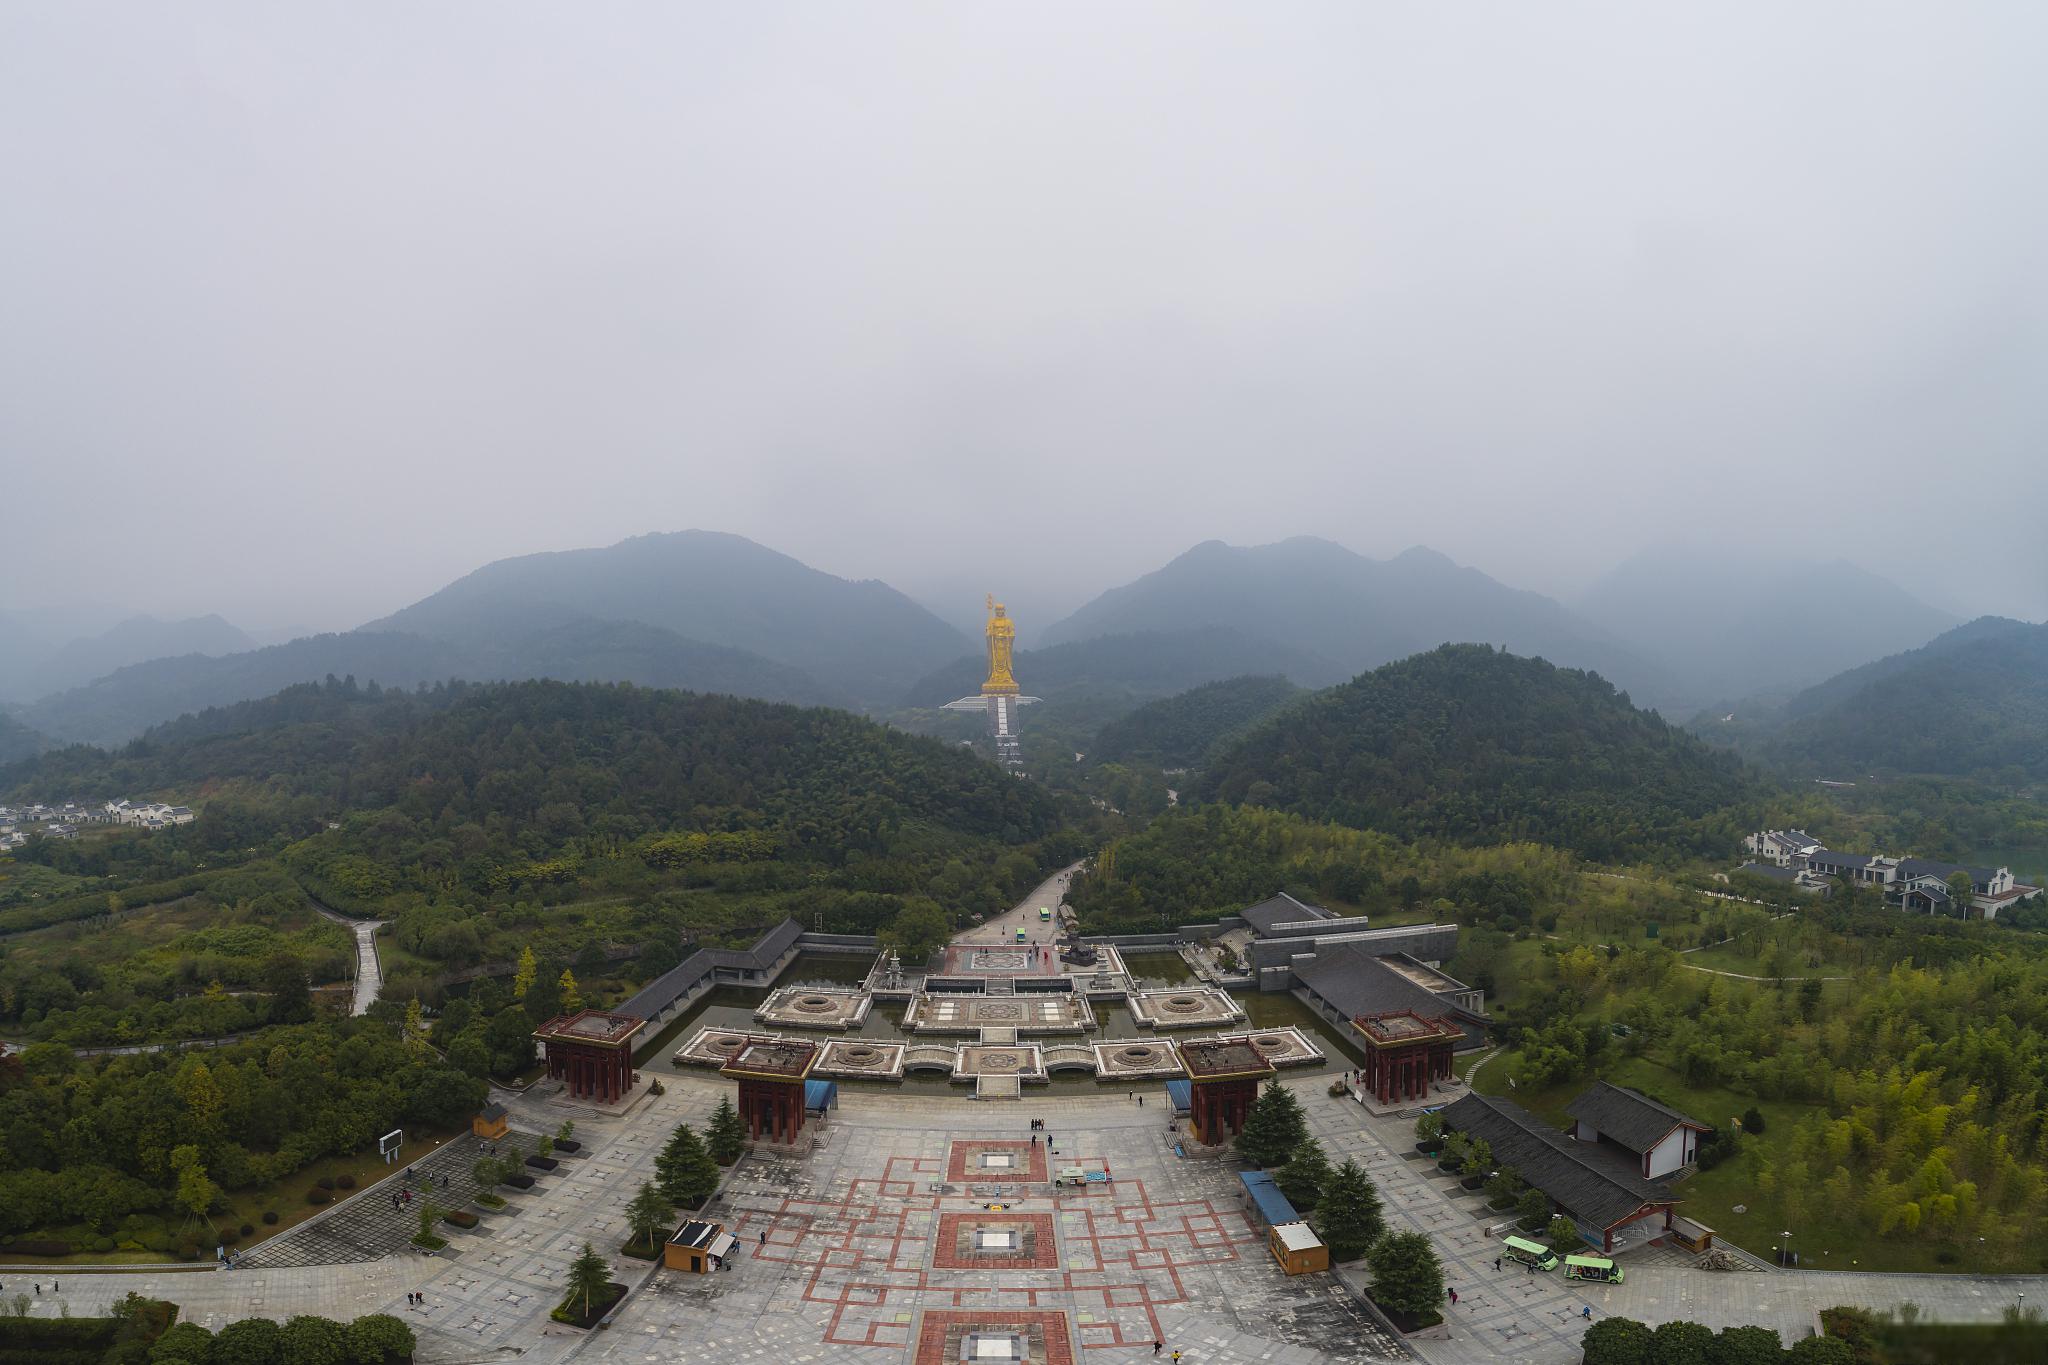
[
  {"x1": 930, "y1": 1212, "x2": 1059, "y2": 1270},
  {"x1": 913, "y1": 1310, "x2": 1075, "y2": 1365},
  {"x1": 946, "y1": 1139, "x2": 1049, "y2": 1184}
]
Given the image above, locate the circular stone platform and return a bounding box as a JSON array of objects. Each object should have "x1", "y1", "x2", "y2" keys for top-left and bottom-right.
[
  {"x1": 1125, "y1": 987, "x2": 1248, "y2": 1030},
  {"x1": 756, "y1": 984, "x2": 872, "y2": 1030}
]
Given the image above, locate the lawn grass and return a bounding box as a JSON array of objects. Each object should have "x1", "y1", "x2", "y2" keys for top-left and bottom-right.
[{"x1": 1679, "y1": 943, "x2": 1849, "y2": 979}]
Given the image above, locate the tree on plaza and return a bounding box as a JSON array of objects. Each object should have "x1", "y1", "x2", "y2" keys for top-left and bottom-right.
[
  {"x1": 1712, "y1": 1324, "x2": 1790, "y2": 1365},
  {"x1": 211, "y1": 1316, "x2": 283, "y2": 1365},
  {"x1": 558, "y1": 969, "x2": 583, "y2": 1015},
  {"x1": 1578, "y1": 1317, "x2": 1652, "y2": 1365},
  {"x1": 1234, "y1": 1082, "x2": 1310, "y2": 1168},
  {"x1": 1414, "y1": 1111, "x2": 1444, "y2": 1146},
  {"x1": 656, "y1": 1122, "x2": 720, "y2": 1209},
  {"x1": 417, "y1": 1201, "x2": 443, "y2": 1243},
  {"x1": 512, "y1": 945, "x2": 537, "y2": 1001},
  {"x1": 1274, "y1": 1137, "x2": 1333, "y2": 1213},
  {"x1": 279, "y1": 1314, "x2": 348, "y2": 1365},
  {"x1": 1785, "y1": 1337, "x2": 1856, "y2": 1364},
  {"x1": 344, "y1": 1313, "x2": 417, "y2": 1364},
  {"x1": 1309, "y1": 1159, "x2": 1385, "y2": 1261},
  {"x1": 625, "y1": 1179, "x2": 671, "y2": 1255},
  {"x1": 1366, "y1": 1230, "x2": 1446, "y2": 1320},
  {"x1": 1649, "y1": 1320, "x2": 1715, "y2": 1365},
  {"x1": 565, "y1": 1242, "x2": 613, "y2": 1321},
  {"x1": 707, "y1": 1095, "x2": 747, "y2": 1165},
  {"x1": 1545, "y1": 1214, "x2": 1579, "y2": 1250},
  {"x1": 1459, "y1": 1136, "x2": 1492, "y2": 1179},
  {"x1": 1516, "y1": 1188, "x2": 1551, "y2": 1227}
]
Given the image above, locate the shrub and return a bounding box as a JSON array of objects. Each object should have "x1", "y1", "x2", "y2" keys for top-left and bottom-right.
[
  {"x1": 92, "y1": 1236, "x2": 116, "y2": 1254},
  {"x1": 444, "y1": 1210, "x2": 479, "y2": 1229},
  {"x1": 175, "y1": 1241, "x2": 200, "y2": 1261},
  {"x1": 4, "y1": 1238, "x2": 72, "y2": 1257},
  {"x1": 317, "y1": 1176, "x2": 336, "y2": 1191},
  {"x1": 306, "y1": 1188, "x2": 331, "y2": 1205},
  {"x1": 261, "y1": 1211, "x2": 280, "y2": 1226},
  {"x1": 335, "y1": 1174, "x2": 356, "y2": 1190},
  {"x1": 1327, "y1": 1080, "x2": 1347, "y2": 1097},
  {"x1": 143, "y1": 1231, "x2": 172, "y2": 1253},
  {"x1": 239, "y1": 1223, "x2": 255, "y2": 1238},
  {"x1": 1740, "y1": 1106, "x2": 1765, "y2": 1136},
  {"x1": 343, "y1": 1313, "x2": 416, "y2": 1365}
]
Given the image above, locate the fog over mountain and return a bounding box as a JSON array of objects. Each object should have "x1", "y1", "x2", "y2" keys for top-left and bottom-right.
[{"x1": 4, "y1": 4, "x2": 2043, "y2": 636}]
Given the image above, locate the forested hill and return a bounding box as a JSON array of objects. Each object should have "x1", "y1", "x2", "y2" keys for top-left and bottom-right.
[
  {"x1": 15, "y1": 620, "x2": 839, "y2": 750},
  {"x1": 368, "y1": 529, "x2": 969, "y2": 706},
  {"x1": 1761, "y1": 619, "x2": 2048, "y2": 781},
  {"x1": 0, "y1": 710, "x2": 45, "y2": 765},
  {"x1": 1088, "y1": 674, "x2": 1304, "y2": 769},
  {"x1": 900, "y1": 626, "x2": 1346, "y2": 708},
  {"x1": 4, "y1": 679, "x2": 1076, "y2": 908},
  {"x1": 1200, "y1": 644, "x2": 1770, "y2": 861}
]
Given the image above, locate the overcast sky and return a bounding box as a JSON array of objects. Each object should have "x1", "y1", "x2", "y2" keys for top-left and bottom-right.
[{"x1": 3, "y1": 2, "x2": 2044, "y2": 636}]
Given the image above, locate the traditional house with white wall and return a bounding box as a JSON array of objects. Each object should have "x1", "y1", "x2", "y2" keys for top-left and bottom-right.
[
  {"x1": 1567, "y1": 1082, "x2": 1713, "y2": 1180},
  {"x1": 1744, "y1": 831, "x2": 2040, "y2": 920}
]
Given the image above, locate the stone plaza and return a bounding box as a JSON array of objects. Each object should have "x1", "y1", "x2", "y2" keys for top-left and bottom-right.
[{"x1": 18, "y1": 1074, "x2": 2046, "y2": 1363}]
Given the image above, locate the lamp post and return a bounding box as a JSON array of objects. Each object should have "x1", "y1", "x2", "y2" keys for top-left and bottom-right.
[{"x1": 1781, "y1": 1230, "x2": 1793, "y2": 1268}]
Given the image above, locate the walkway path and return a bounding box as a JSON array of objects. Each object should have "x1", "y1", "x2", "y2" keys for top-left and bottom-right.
[
  {"x1": 1679, "y1": 963, "x2": 1850, "y2": 983},
  {"x1": 956, "y1": 860, "x2": 1084, "y2": 948},
  {"x1": 312, "y1": 904, "x2": 386, "y2": 1016}
]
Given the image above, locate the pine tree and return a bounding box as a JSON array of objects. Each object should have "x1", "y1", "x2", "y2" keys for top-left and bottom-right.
[
  {"x1": 707, "y1": 1096, "x2": 747, "y2": 1165},
  {"x1": 558, "y1": 969, "x2": 583, "y2": 1014},
  {"x1": 1234, "y1": 1083, "x2": 1310, "y2": 1168},
  {"x1": 1273, "y1": 1138, "x2": 1332, "y2": 1212},
  {"x1": 1309, "y1": 1159, "x2": 1385, "y2": 1261},
  {"x1": 624, "y1": 1180, "x2": 671, "y2": 1255},
  {"x1": 402, "y1": 998, "x2": 431, "y2": 1057},
  {"x1": 1366, "y1": 1229, "x2": 1445, "y2": 1319},
  {"x1": 655, "y1": 1123, "x2": 720, "y2": 1209},
  {"x1": 512, "y1": 946, "x2": 537, "y2": 1001},
  {"x1": 564, "y1": 1241, "x2": 612, "y2": 1320}
]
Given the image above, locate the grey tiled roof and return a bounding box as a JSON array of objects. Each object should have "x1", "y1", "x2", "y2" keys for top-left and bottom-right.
[
  {"x1": 1240, "y1": 892, "x2": 1335, "y2": 935},
  {"x1": 1564, "y1": 1082, "x2": 1709, "y2": 1153},
  {"x1": 1292, "y1": 941, "x2": 1487, "y2": 1047},
  {"x1": 1442, "y1": 1091, "x2": 1674, "y2": 1232}
]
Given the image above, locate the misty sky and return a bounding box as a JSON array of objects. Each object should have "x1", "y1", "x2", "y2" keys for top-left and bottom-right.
[{"x1": 4, "y1": 2, "x2": 2044, "y2": 636}]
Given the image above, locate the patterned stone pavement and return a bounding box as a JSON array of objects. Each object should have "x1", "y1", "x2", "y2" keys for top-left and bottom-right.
[
  {"x1": 17, "y1": 1075, "x2": 2045, "y2": 1363},
  {"x1": 239, "y1": 1128, "x2": 541, "y2": 1269}
]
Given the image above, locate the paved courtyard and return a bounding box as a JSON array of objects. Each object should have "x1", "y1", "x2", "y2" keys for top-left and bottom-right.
[{"x1": 17, "y1": 1075, "x2": 2046, "y2": 1363}]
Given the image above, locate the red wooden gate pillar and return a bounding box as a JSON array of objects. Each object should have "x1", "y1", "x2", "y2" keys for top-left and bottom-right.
[
  {"x1": 721, "y1": 1039, "x2": 818, "y2": 1148},
  {"x1": 532, "y1": 1010, "x2": 647, "y2": 1105},
  {"x1": 1179, "y1": 1038, "x2": 1278, "y2": 1147}
]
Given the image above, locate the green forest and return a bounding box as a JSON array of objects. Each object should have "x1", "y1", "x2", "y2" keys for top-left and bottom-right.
[
  {"x1": 1201, "y1": 645, "x2": 1775, "y2": 862},
  {"x1": 2, "y1": 646, "x2": 2046, "y2": 1275}
]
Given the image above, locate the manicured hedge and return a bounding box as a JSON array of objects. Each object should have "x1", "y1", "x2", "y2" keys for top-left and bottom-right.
[{"x1": 443, "y1": 1210, "x2": 479, "y2": 1229}]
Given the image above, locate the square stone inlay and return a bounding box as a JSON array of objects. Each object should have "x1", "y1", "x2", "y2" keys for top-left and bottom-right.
[
  {"x1": 914, "y1": 1310, "x2": 1072, "y2": 1365},
  {"x1": 981, "y1": 1153, "x2": 1014, "y2": 1169},
  {"x1": 947, "y1": 1141, "x2": 1047, "y2": 1185},
  {"x1": 931, "y1": 1213, "x2": 1057, "y2": 1270}
]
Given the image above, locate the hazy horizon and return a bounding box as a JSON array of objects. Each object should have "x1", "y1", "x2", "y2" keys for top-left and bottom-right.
[{"x1": 6, "y1": 3, "x2": 2046, "y2": 635}]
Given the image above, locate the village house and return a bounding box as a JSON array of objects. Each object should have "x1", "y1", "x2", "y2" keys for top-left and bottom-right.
[{"x1": 1743, "y1": 830, "x2": 2040, "y2": 920}]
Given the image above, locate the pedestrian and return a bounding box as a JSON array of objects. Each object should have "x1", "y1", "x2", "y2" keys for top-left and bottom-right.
[
  {"x1": 1525, "y1": 1260, "x2": 1533, "y2": 1275},
  {"x1": 1138, "y1": 1094, "x2": 1144, "y2": 1107},
  {"x1": 1448, "y1": 1287, "x2": 1458, "y2": 1306},
  {"x1": 1494, "y1": 1257, "x2": 1501, "y2": 1272},
  {"x1": 1581, "y1": 1306, "x2": 1592, "y2": 1322},
  {"x1": 33, "y1": 1285, "x2": 39, "y2": 1296},
  {"x1": 759, "y1": 1231, "x2": 767, "y2": 1247},
  {"x1": 1172, "y1": 1352, "x2": 1182, "y2": 1364},
  {"x1": 1153, "y1": 1343, "x2": 1162, "y2": 1357}
]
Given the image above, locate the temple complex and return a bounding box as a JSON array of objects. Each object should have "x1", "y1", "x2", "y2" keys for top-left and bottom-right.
[
  {"x1": 720, "y1": 1037, "x2": 820, "y2": 1145},
  {"x1": 531, "y1": 1008, "x2": 645, "y2": 1104},
  {"x1": 1352, "y1": 1009, "x2": 1462, "y2": 1105},
  {"x1": 1179, "y1": 1037, "x2": 1276, "y2": 1146}
]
